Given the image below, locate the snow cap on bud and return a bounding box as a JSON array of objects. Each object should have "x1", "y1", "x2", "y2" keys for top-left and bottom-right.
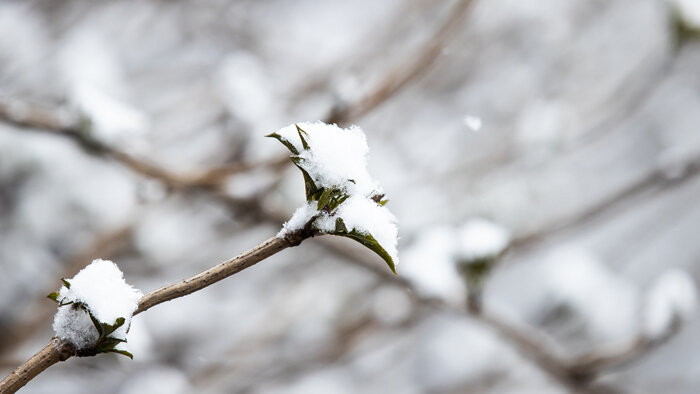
[{"x1": 51, "y1": 259, "x2": 142, "y2": 357}]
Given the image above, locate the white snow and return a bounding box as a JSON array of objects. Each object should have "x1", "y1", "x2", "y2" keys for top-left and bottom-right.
[
  {"x1": 401, "y1": 226, "x2": 465, "y2": 305},
  {"x1": 59, "y1": 29, "x2": 149, "y2": 147},
  {"x1": 463, "y1": 115, "x2": 483, "y2": 132},
  {"x1": 52, "y1": 304, "x2": 100, "y2": 350},
  {"x1": 280, "y1": 202, "x2": 318, "y2": 234},
  {"x1": 275, "y1": 122, "x2": 379, "y2": 196},
  {"x1": 72, "y1": 84, "x2": 149, "y2": 143},
  {"x1": 643, "y1": 269, "x2": 697, "y2": 339},
  {"x1": 52, "y1": 259, "x2": 143, "y2": 350},
  {"x1": 539, "y1": 246, "x2": 639, "y2": 342},
  {"x1": 274, "y1": 122, "x2": 398, "y2": 265},
  {"x1": 454, "y1": 218, "x2": 510, "y2": 263}
]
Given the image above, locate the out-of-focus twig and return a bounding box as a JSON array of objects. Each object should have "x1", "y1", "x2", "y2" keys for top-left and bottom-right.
[
  {"x1": 325, "y1": 0, "x2": 474, "y2": 125},
  {"x1": 510, "y1": 147, "x2": 700, "y2": 251},
  {"x1": 568, "y1": 320, "x2": 682, "y2": 380},
  {"x1": 299, "y1": 219, "x2": 681, "y2": 392},
  {"x1": 0, "y1": 98, "x2": 279, "y2": 190}
]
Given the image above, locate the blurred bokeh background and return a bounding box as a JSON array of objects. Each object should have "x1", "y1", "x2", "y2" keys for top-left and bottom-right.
[{"x1": 2, "y1": 0, "x2": 700, "y2": 392}]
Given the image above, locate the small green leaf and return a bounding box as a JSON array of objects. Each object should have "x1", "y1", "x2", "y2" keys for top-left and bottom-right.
[
  {"x1": 379, "y1": 199, "x2": 389, "y2": 206},
  {"x1": 290, "y1": 156, "x2": 320, "y2": 200},
  {"x1": 105, "y1": 349, "x2": 134, "y2": 359},
  {"x1": 317, "y1": 188, "x2": 333, "y2": 210},
  {"x1": 47, "y1": 292, "x2": 60, "y2": 303},
  {"x1": 101, "y1": 317, "x2": 126, "y2": 337},
  {"x1": 296, "y1": 124, "x2": 310, "y2": 150},
  {"x1": 329, "y1": 219, "x2": 396, "y2": 274},
  {"x1": 334, "y1": 217, "x2": 348, "y2": 232},
  {"x1": 88, "y1": 312, "x2": 104, "y2": 337},
  {"x1": 96, "y1": 337, "x2": 126, "y2": 351},
  {"x1": 330, "y1": 193, "x2": 349, "y2": 210},
  {"x1": 61, "y1": 278, "x2": 71, "y2": 289},
  {"x1": 265, "y1": 132, "x2": 299, "y2": 155}
]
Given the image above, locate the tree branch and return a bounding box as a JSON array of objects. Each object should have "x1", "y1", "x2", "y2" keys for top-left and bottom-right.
[
  {"x1": 0, "y1": 98, "x2": 269, "y2": 191},
  {"x1": 134, "y1": 231, "x2": 310, "y2": 314},
  {"x1": 0, "y1": 229, "x2": 314, "y2": 393},
  {"x1": 0, "y1": 339, "x2": 74, "y2": 394}
]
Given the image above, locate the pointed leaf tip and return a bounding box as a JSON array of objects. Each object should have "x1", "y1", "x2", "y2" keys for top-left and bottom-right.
[
  {"x1": 110, "y1": 349, "x2": 134, "y2": 359},
  {"x1": 267, "y1": 132, "x2": 300, "y2": 155},
  {"x1": 296, "y1": 124, "x2": 310, "y2": 150},
  {"x1": 47, "y1": 292, "x2": 60, "y2": 303},
  {"x1": 329, "y1": 223, "x2": 396, "y2": 274}
]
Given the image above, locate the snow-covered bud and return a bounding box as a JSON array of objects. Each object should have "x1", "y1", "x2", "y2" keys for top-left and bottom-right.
[
  {"x1": 268, "y1": 122, "x2": 398, "y2": 273},
  {"x1": 50, "y1": 259, "x2": 142, "y2": 358},
  {"x1": 451, "y1": 218, "x2": 510, "y2": 313},
  {"x1": 454, "y1": 219, "x2": 510, "y2": 286}
]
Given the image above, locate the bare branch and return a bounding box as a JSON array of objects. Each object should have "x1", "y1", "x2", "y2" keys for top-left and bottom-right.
[
  {"x1": 0, "y1": 98, "x2": 269, "y2": 190},
  {"x1": 0, "y1": 339, "x2": 74, "y2": 394},
  {"x1": 134, "y1": 231, "x2": 310, "y2": 314},
  {"x1": 325, "y1": 0, "x2": 474, "y2": 125}
]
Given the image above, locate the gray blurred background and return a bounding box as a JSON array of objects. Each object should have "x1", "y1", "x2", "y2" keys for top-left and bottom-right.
[{"x1": 1, "y1": 0, "x2": 700, "y2": 393}]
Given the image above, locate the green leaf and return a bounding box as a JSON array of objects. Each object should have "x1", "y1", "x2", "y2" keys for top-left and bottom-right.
[
  {"x1": 379, "y1": 199, "x2": 389, "y2": 206},
  {"x1": 102, "y1": 317, "x2": 126, "y2": 337},
  {"x1": 105, "y1": 349, "x2": 134, "y2": 359},
  {"x1": 61, "y1": 278, "x2": 71, "y2": 289},
  {"x1": 290, "y1": 156, "x2": 320, "y2": 200},
  {"x1": 317, "y1": 188, "x2": 333, "y2": 210},
  {"x1": 96, "y1": 337, "x2": 126, "y2": 352},
  {"x1": 88, "y1": 312, "x2": 104, "y2": 337},
  {"x1": 331, "y1": 193, "x2": 349, "y2": 210},
  {"x1": 265, "y1": 132, "x2": 299, "y2": 155},
  {"x1": 47, "y1": 292, "x2": 60, "y2": 303},
  {"x1": 334, "y1": 217, "x2": 348, "y2": 232},
  {"x1": 296, "y1": 124, "x2": 310, "y2": 150},
  {"x1": 330, "y1": 218, "x2": 396, "y2": 274}
]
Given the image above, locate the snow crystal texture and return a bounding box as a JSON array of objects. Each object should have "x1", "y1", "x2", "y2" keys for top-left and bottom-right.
[{"x1": 52, "y1": 259, "x2": 143, "y2": 350}]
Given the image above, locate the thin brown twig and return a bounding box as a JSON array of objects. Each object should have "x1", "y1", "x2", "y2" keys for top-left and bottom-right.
[
  {"x1": 134, "y1": 232, "x2": 309, "y2": 314},
  {"x1": 0, "y1": 339, "x2": 74, "y2": 394}
]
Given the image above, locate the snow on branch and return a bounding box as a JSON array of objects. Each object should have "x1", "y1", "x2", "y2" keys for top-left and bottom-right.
[
  {"x1": 268, "y1": 122, "x2": 399, "y2": 273},
  {"x1": 643, "y1": 269, "x2": 698, "y2": 340},
  {"x1": 49, "y1": 259, "x2": 142, "y2": 358}
]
